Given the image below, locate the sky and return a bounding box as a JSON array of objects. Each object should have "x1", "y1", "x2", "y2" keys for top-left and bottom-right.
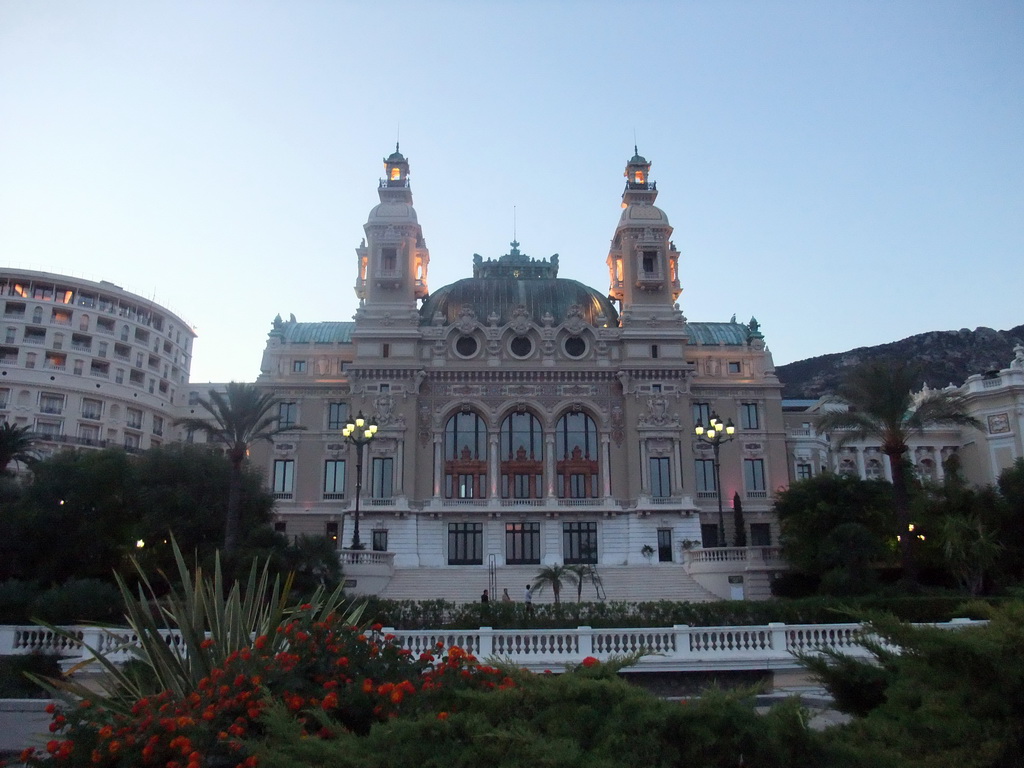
[{"x1": 1, "y1": 1, "x2": 1021, "y2": 384}]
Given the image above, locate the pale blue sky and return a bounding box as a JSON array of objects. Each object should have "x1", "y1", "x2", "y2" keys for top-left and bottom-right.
[{"x1": 1, "y1": 1, "x2": 1021, "y2": 383}]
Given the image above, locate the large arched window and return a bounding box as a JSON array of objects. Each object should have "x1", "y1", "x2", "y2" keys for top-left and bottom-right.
[
  {"x1": 555, "y1": 412, "x2": 599, "y2": 498},
  {"x1": 500, "y1": 411, "x2": 543, "y2": 499},
  {"x1": 444, "y1": 411, "x2": 487, "y2": 499}
]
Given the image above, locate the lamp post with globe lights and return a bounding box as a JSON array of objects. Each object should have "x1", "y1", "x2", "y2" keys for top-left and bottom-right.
[
  {"x1": 342, "y1": 412, "x2": 378, "y2": 550},
  {"x1": 694, "y1": 411, "x2": 736, "y2": 547}
]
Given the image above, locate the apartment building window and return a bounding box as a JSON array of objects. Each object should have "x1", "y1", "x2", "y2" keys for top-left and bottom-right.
[
  {"x1": 4, "y1": 328, "x2": 14, "y2": 344},
  {"x1": 372, "y1": 457, "x2": 394, "y2": 499},
  {"x1": 744, "y1": 459, "x2": 766, "y2": 493},
  {"x1": 323, "y1": 459, "x2": 346, "y2": 498},
  {"x1": 292, "y1": 360, "x2": 306, "y2": 373},
  {"x1": 35, "y1": 420, "x2": 62, "y2": 438},
  {"x1": 695, "y1": 459, "x2": 717, "y2": 494},
  {"x1": 727, "y1": 361, "x2": 742, "y2": 374},
  {"x1": 650, "y1": 456, "x2": 672, "y2": 498},
  {"x1": 272, "y1": 459, "x2": 295, "y2": 497},
  {"x1": 692, "y1": 402, "x2": 711, "y2": 428},
  {"x1": 505, "y1": 522, "x2": 541, "y2": 565},
  {"x1": 327, "y1": 402, "x2": 349, "y2": 430},
  {"x1": 124, "y1": 433, "x2": 140, "y2": 449},
  {"x1": 81, "y1": 398, "x2": 103, "y2": 420},
  {"x1": 739, "y1": 403, "x2": 759, "y2": 430},
  {"x1": 372, "y1": 530, "x2": 388, "y2": 552},
  {"x1": 73, "y1": 360, "x2": 84, "y2": 376},
  {"x1": 701, "y1": 524, "x2": 720, "y2": 548},
  {"x1": 126, "y1": 408, "x2": 143, "y2": 430},
  {"x1": 796, "y1": 463, "x2": 813, "y2": 480},
  {"x1": 448, "y1": 523, "x2": 483, "y2": 565},
  {"x1": 39, "y1": 393, "x2": 64, "y2": 415},
  {"x1": 0, "y1": 388, "x2": 9, "y2": 409},
  {"x1": 78, "y1": 424, "x2": 100, "y2": 443},
  {"x1": 278, "y1": 402, "x2": 298, "y2": 429},
  {"x1": 152, "y1": 416, "x2": 164, "y2": 436},
  {"x1": 563, "y1": 521, "x2": 598, "y2": 564}
]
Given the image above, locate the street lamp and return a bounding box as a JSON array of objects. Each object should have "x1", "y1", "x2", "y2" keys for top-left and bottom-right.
[
  {"x1": 342, "y1": 411, "x2": 378, "y2": 550},
  {"x1": 694, "y1": 411, "x2": 736, "y2": 547}
]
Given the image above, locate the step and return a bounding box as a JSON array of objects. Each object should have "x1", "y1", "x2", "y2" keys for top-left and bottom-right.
[{"x1": 376, "y1": 565, "x2": 719, "y2": 604}]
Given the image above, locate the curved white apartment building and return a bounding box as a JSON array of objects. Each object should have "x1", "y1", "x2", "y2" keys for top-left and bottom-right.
[{"x1": 0, "y1": 269, "x2": 195, "y2": 458}]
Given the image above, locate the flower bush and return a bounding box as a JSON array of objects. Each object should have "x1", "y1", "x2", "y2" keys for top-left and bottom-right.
[{"x1": 19, "y1": 605, "x2": 514, "y2": 768}]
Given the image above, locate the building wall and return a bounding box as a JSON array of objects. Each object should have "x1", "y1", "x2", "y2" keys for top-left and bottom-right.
[{"x1": 0, "y1": 269, "x2": 195, "y2": 460}]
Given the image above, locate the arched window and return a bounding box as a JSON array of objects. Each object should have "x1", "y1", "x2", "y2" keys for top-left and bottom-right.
[
  {"x1": 500, "y1": 411, "x2": 543, "y2": 499},
  {"x1": 444, "y1": 411, "x2": 487, "y2": 499},
  {"x1": 555, "y1": 412, "x2": 599, "y2": 498}
]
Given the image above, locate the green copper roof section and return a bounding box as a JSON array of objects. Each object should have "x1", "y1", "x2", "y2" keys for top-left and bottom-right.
[
  {"x1": 684, "y1": 322, "x2": 752, "y2": 346},
  {"x1": 271, "y1": 320, "x2": 355, "y2": 344},
  {"x1": 420, "y1": 277, "x2": 619, "y2": 327}
]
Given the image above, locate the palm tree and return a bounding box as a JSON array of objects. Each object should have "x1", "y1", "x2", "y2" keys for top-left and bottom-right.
[
  {"x1": 175, "y1": 382, "x2": 300, "y2": 558},
  {"x1": 532, "y1": 563, "x2": 577, "y2": 606},
  {"x1": 0, "y1": 422, "x2": 37, "y2": 474},
  {"x1": 566, "y1": 563, "x2": 604, "y2": 602},
  {"x1": 816, "y1": 360, "x2": 981, "y2": 581}
]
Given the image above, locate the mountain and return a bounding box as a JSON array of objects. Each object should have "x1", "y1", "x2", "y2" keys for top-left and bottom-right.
[{"x1": 774, "y1": 325, "x2": 1024, "y2": 400}]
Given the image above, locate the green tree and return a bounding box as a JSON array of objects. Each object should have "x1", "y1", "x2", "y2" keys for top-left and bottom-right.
[
  {"x1": 0, "y1": 421, "x2": 37, "y2": 474},
  {"x1": 803, "y1": 602, "x2": 1024, "y2": 767},
  {"x1": 532, "y1": 563, "x2": 576, "y2": 605},
  {"x1": 732, "y1": 491, "x2": 747, "y2": 547},
  {"x1": 175, "y1": 382, "x2": 299, "y2": 558},
  {"x1": 7, "y1": 449, "x2": 136, "y2": 583},
  {"x1": 566, "y1": 563, "x2": 603, "y2": 602},
  {"x1": 816, "y1": 360, "x2": 981, "y2": 582},
  {"x1": 0, "y1": 445, "x2": 276, "y2": 585},
  {"x1": 132, "y1": 444, "x2": 275, "y2": 576},
  {"x1": 774, "y1": 473, "x2": 896, "y2": 594}
]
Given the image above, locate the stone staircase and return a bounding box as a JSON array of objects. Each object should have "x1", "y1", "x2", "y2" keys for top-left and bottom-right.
[{"x1": 377, "y1": 565, "x2": 720, "y2": 604}]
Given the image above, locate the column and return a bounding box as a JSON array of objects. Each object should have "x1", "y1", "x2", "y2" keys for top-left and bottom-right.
[
  {"x1": 545, "y1": 433, "x2": 556, "y2": 498},
  {"x1": 489, "y1": 433, "x2": 500, "y2": 499},
  {"x1": 432, "y1": 435, "x2": 442, "y2": 498},
  {"x1": 600, "y1": 434, "x2": 612, "y2": 498}
]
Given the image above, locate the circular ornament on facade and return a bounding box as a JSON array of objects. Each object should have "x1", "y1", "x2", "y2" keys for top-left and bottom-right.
[
  {"x1": 509, "y1": 335, "x2": 534, "y2": 358},
  {"x1": 455, "y1": 335, "x2": 479, "y2": 358},
  {"x1": 564, "y1": 335, "x2": 587, "y2": 358}
]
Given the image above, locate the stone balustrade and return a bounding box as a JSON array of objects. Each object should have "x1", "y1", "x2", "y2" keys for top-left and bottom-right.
[{"x1": 0, "y1": 619, "x2": 981, "y2": 674}]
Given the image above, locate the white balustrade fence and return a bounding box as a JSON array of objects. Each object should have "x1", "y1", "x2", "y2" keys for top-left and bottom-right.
[{"x1": 0, "y1": 619, "x2": 982, "y2": 674}]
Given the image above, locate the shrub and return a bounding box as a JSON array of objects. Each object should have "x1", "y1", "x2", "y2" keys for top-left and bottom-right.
[
  {"x1": 0, "y1": 653, "x2": 61, "y2": 698},
  {"x1": 0, "y1": 579, "x2": 42, "y2": 623},
  {"x1": 29, "y1": 580, "x2": 123, "y2": 624}
]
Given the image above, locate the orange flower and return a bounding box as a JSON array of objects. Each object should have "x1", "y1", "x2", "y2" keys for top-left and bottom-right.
[{"x1": 437, "y1": 711, "x2": 449, "y2": 720}]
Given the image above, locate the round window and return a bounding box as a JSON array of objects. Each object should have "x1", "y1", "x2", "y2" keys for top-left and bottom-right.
[
  {"x1": 509, "y1": 336, "x2": 533, "y2": 358},
  {"x1": 564, "y1": 335, "x2": 587, "y2": 358},
  {"x1": 455, "y1": 335, "x2": 478, "y2": 357}
]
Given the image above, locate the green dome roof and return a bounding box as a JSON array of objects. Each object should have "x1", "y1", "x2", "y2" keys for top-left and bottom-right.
[{"x1": 420, "y1": 277, "x2": 619, "y2": 328}]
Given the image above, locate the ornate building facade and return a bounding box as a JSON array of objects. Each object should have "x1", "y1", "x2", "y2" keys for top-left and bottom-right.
[{"x1": 241, "y1": 147, "x2": 789, "y2": 590}]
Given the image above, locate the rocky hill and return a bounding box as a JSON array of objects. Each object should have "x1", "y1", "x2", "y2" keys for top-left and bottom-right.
[{"x1": 775, "y1": 325, "x2": 1024, "y2": 400}]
